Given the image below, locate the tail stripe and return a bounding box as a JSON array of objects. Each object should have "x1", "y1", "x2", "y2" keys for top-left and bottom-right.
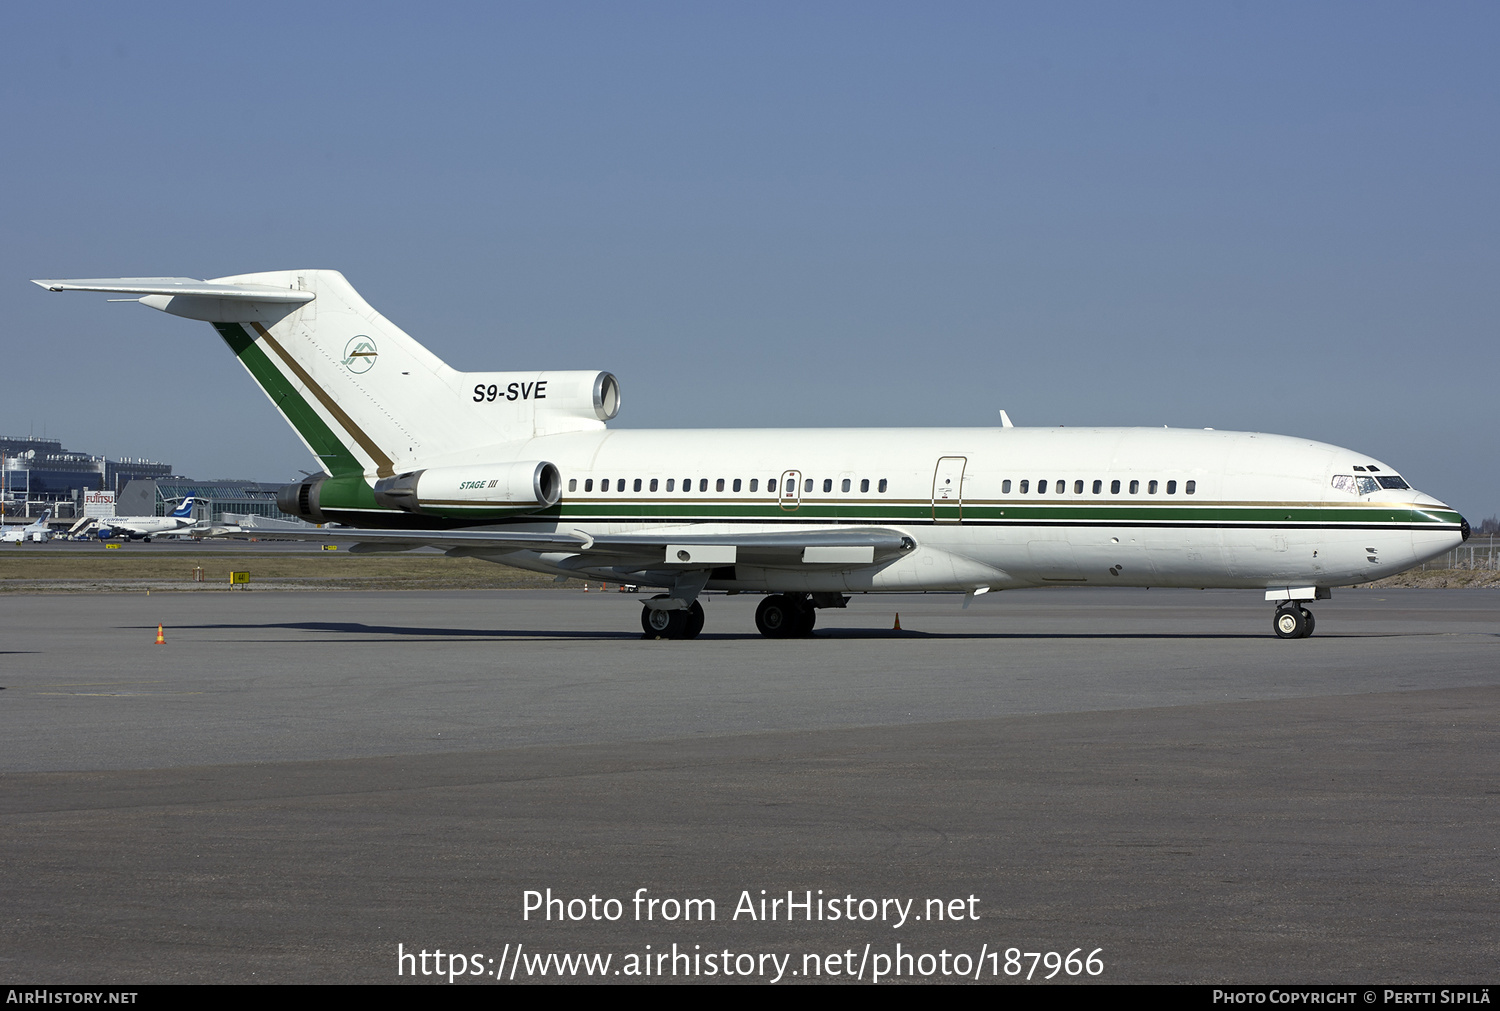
[
  {"x1": 249, "y1": 323, "x2": 396, "y2": 478},
  {"x1": 213, "y1": 323, "x2": 364, "y2": 476}
]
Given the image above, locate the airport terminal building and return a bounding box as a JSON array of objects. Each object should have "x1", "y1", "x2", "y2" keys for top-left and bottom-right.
[
  {"x1": 0, "y1": 435, "x2": 172, "y2": 519},
  {"x1": 1, "y1": 434, "x2": 291, "y2": 526}
]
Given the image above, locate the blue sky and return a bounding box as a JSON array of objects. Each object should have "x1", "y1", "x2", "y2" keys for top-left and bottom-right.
[{"x1": 4, "y1": 3, "x2": 1496, "y2": 518}]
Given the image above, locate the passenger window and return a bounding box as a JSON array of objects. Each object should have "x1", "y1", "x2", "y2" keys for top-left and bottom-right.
[
  {"x1": 732, "y1": 478, "x2": 741, "y2": 492},
  {"x1": 666, "y1": 479, "x2": 675, "y2": 492},
  {"x1": 1111, "y1": 480, "x2": 1120, "y2": 494},
  {"x1": 568, "y1": 478, "x2": 577, "y2": 492},
  {"x1": 1148, "y1": 480, "x2": 1158, "y2": 494},
  {"x1": 1056, "y1": 479, "x2": 1065, "y2": 493},
  {"x1": 1038, "y1": 479, "x2": 1048, "y2": 494},
  {"x1": 682, "y1": 479, "x2": 691, "y2": 493},
  {"x1": 601, "y1": 479, "x2": 610, "y2": 493},
  {"x1": 819, "y1": 479, "x2": 829, "y2": 493},
  {"x1": 878, "y1": 479, "x2": 887, "y2": 493},
  {"x1": 841, "y1": 478, "x2": 851, "y2": 492},
  {"x1": 1185, "y1": 480, "x2": 1196, "y2": 495},
  {"x1": 1002, "y1": 479, "x2": 1011, "y2": 493},
  {"x1": 805, "y1": 479, "x2": 813, "y2": 493},
  {"x1": 1129, "y1": 480, "x2": 1139, "y2": 494},
  {"x1": 1092, "y1": 480, "x2": 1102, "y2": 494},
  {"x1": 1074, "y1": 480, "x2": 1083, "y2": 494},
  {"x1": 749, "y1": 478, "x2": 758, "y2": 492},
  {"x1": 634, "y1": 478, "x2": 642, "y2": 492},
  {"x1": 1020, "y1": 480, "x2": 1030, "y2": 493},
  {"x1": 699, "y1": 479, "x2": 708, "y2": 492},
  {"x1": 767, "y1": 479, "x2": 776, "y2": 493},
  {"x1": 716, "y1": 478, "x2": 725, "y2": 492},
  {"x1": 860, "y1": 478, "x2": 869, "y2": 492},
  {"x1": 585, "y1": 479, "x2": 594, "y2": 492},
  {"x1": 1167, "y1": 480, "x2": 1176, "y2": 494},
  {"x1": 650, "y1": 478, "x2": 658, "y2": 492}
]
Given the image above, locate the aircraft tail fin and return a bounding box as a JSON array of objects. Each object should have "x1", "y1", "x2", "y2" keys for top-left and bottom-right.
[
  {"x1": 34, "y1": 271, "x2": 619, "y2": 481},
  {"x1": 170, "y1": 497, "x2": 196, "y2": 519}
]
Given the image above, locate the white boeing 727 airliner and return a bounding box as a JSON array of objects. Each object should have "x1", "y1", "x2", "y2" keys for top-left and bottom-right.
[{"x1": 35, "y1": 271, "x2": 1469, "y2": 639}]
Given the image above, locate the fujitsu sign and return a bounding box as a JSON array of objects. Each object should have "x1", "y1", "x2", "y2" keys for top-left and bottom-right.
[{"x1": 83, "y1": 490, "x2": 116, "y2": 517}]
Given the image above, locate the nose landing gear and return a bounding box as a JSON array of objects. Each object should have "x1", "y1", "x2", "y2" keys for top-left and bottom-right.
[{"x1": 1273, "y1": 604, "x2": 1316, "y2": 639}]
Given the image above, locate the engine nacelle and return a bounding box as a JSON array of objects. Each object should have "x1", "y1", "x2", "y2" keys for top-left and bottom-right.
[
  {"x1": 372, "y1": 461, "x2": 562, "y2": 517},
  {"x1": 278, "y1": 462, "x2": 561, "y2": 523}
]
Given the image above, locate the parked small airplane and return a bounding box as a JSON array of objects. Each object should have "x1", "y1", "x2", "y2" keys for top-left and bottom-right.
[
  {"x1": 1, "y1": 509, "x2": 53, "y2": 544},
  {"x1": 34, "y1": 271, "x2": 1469, "y2": 639},
  {"x1": 98, "y1": 497, "x2": 199, "y2": 541}
]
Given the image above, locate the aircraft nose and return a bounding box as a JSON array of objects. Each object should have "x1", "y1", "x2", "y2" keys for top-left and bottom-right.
[{"x1": 1461, "y1": 516, "x2": 1471, "y2": 542}]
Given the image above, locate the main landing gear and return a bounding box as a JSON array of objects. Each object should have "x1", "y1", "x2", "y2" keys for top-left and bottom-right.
[
  {"x1": 755, "y1": 594, "x2": 818, "y2": 639},
  {"x1": 640, "y1": 596, "x2": 705, "y2": 640},
  {"x1": 1273, "y1": 603, "x2": 1316, "y2": 639}
]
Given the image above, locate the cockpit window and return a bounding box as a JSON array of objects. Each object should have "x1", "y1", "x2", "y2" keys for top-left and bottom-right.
[{"x1": 1335, "y1": 474, "x2": 1395, "y2": 495}]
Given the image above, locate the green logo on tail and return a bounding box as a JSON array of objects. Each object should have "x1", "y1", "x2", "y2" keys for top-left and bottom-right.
[{"x1": 342, "y1": 336, "x2": 378, "y2": 374}]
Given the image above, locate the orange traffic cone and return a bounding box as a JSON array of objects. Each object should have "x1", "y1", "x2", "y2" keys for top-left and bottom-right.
[
  {"x1": 583, "y1": 582, "x2": 590, "y2": 592},
  {"x1": 155, "y1": 623, "x2": 166, "y2": 645},
  {"x1": 893, "y1": 613, "x2": 901, "y2": 631}
]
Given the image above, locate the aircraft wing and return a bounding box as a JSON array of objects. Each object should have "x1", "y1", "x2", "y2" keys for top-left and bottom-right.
[
  {"x1": 583, "y1": 527, "x2": 912, "y2": 567},
  {"x1": 221, "y1": 526, "x2": 597, "y2": 554},
  {"x1": 218, "y1": 525, "x2": 912, "y2": 567}
]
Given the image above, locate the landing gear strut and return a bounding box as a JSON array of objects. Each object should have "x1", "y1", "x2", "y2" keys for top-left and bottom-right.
[
  {"x1": 755, "y1": 594, "x2": 817, "y2": 638},
  {"x1": 641, "y1": 596, "x2": 704, "y2": 639},
  {"x1": 1273, "y1": 604, "x2": 1316, "y2": 639}
]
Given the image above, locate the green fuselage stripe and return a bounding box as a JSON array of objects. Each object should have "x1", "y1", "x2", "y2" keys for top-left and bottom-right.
[{"x1": 528, "y1": 499, "x2": 1461, "y2": 527}]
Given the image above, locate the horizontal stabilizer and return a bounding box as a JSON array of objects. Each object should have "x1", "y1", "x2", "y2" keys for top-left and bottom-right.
[{"x1": 32, "y1": 278, "x2": 314, "y2": 302}]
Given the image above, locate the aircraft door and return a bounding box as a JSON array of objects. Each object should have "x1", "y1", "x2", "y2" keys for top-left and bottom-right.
[
  {"x1": 932, "y1": 456, "x2": 967, "y2": 522},
  {"x1": 779, "y1": 470, "x2": 802, "y2": 511}
]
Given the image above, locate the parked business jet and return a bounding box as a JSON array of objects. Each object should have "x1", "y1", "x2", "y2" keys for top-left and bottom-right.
[
  {"x1": 99, "y1": 497, "x2": 200, "y2": 541},
  {"x1": 34, "y1": 271, "x2": 1469, "y2": 639},
  {"x1": 2, "y1": 509, "x2": 53, "y2": 544}
]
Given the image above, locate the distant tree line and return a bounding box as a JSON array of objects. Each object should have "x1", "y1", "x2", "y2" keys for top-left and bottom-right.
[{"x1": 1479, "y1": 516, "x2": 1499, "y2": 535}]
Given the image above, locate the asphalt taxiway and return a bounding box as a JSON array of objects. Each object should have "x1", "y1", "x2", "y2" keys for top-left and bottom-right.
[{"x1": 2, "y1": 587, "x2": 1497, "y2": 983}]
